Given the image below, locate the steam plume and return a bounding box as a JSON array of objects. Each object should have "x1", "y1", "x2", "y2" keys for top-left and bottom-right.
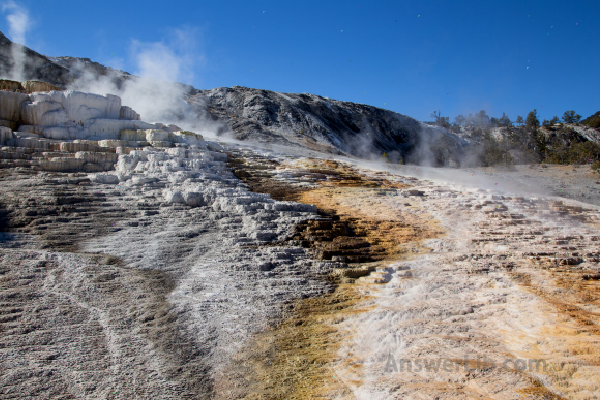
[
  {"x1": 2, "y1": 0, "x2": 29, "y2": 81},
  {"x1": 70, "y1": 27, "x2": 221, "y2": 136}
]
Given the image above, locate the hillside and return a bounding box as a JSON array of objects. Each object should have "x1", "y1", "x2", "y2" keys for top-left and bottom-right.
[
  {"x1": 0, "y1": 30, "x2": 467, "y2": 166},
  {"x1": 582, "y1": 111, "x2": 600, "y2": 127}
]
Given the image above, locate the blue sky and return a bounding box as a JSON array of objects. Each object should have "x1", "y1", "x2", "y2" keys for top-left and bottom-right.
[{"x1": 2, "y1": 0, "x2": 598, "y2": 122}]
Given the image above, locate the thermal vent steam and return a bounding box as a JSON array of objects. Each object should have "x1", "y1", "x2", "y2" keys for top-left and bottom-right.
[
  {"x1": 67, "y1": 27, "x2": 220, "y2": 136},
  {"x1": 2, "y1": 0, "x2": 29, "y2": 81}
]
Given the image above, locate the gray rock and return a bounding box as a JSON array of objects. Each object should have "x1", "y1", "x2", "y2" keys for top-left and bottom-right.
[{"x1": 89, "y1": 173, "x2": 119, "y2": 184}]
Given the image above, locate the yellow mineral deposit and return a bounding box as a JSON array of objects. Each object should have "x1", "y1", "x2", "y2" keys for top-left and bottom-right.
[{"x1": 219, "y1": 154, "x2": 600, "y2": 399}]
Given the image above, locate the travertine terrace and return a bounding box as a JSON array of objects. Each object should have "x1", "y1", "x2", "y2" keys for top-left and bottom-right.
[
  {"x1": 0, "y1": 88, "x2": 599, "y2": 400},
  {"x1": 216, "y1": 148, "x2": 600, "y2": 400}
]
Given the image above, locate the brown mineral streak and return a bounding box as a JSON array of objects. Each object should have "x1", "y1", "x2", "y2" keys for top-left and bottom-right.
[
  {"x1": 220, "y1": 154, "x2": 600, "y2": 399},
  {"x1": 217, "y1": 157, "x2": 445, "y2": 399}
]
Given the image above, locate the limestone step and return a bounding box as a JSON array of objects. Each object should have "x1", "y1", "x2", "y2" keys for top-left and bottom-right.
[
  {"x1": 361, "y1": 274, "x2": 391, "y2": 284},
  {"x1": 60, "y1": 142, "x2": 103, "y2": 153},
  {"x1": 0, "y1": 151, "x2": 32, "y2": 160},
  {"x1": 0, "y1": 159, "x2": 33, "y2": 167},
  {"x1": 36, "y1": 152, "x2": 75, "y2": 158}
]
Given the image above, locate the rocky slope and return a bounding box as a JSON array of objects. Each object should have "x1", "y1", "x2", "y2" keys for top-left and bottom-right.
[
  {"x1": 193, "y1": 87, "x2": 468, "y2": 164},
  {"x1": 0, "y1": 30, "x2": 467, "y2": 166},
  {"x1": 0, "y1": 31, "x2": 129, "y2": 90}
]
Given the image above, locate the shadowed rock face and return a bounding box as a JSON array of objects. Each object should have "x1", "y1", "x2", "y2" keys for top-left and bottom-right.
[{"x1": 0, "y1": 31, "x2": 74, "y2": 88}]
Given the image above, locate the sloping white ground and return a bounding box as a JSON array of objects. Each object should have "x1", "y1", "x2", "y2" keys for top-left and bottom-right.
[{"x1": 82, "y1": 141, "x2": 340, "y2": 387}]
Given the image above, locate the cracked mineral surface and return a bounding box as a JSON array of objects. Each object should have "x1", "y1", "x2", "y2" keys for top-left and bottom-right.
[
  {"x1": 214, "y1": 147, "x2": 600, "y2": 400},
  {"x1": 1, "y1": 89, "x2": 600, "y2": 400}
]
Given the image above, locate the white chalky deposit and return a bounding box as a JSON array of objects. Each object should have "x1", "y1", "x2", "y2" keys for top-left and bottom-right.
[{"x1": 0, "y1": 89, "x2": 206, "y2": 173}]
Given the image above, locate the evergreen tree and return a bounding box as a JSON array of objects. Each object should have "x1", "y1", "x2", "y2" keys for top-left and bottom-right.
[
  {"x1": 440, "y1": 116, "x2": 451, "y2": 129},
  {"x1": 526, "y1": 110, "x2": 540, "y2": 133},
  {"x1": 515, "y1": 116, "x2": 524, "y2": 126},
  {"x1": 499, "y1": 112, "x2": 511, "y2": 127},
  {"x1": 562, "y1": 110, "x2": 582, "y2": 124},
  {"x1": 476, "y1": 110, "x2": 490, "y2": 126},
  {"x1": 454, "y1": 114, "x2": 466, "y2": 126},
  {"x1": 467, "y1": 113, "x2": 476, "y2": 126}
]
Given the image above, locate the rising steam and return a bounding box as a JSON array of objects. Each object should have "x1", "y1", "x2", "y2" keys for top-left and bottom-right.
[
  {"x1": 68, "y1": 26, "x2": 221, "y2": 137},
  {"x1": 2, "y1": 0, "x2": 29, "y2": 81}
]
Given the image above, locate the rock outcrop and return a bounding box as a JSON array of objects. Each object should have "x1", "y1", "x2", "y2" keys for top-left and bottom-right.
[
  {"x1": 0, "y1": 79, "x2": 61, "y2": 93},
  {"x1": 0, "y1": 87, "x2": 205, "y2": 172},
  {"x1": 190, "y1": 86, "x2": 467, "y2": 164}
]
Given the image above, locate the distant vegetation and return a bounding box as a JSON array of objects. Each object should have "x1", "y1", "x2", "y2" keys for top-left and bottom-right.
[
  {"x1": 426, "y1": 109, "x2": 600, "y2": 169},
  {"x1": 581, "y1": 111, "x2": 600, "y2": 128}
]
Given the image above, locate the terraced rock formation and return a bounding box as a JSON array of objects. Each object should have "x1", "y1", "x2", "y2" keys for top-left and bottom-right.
[
  {"x1": 213, "y1": 156, "x2": 600, "y2": 400},
  {"x1": 2, "y1": 120, "x2": 600, "y2": 398},
  {"x1": 0, "y1": 83, "x2": 208, "y2": 173},
  {"x1": 0, "y1": 141, "x2": 340, "y2": 399}
]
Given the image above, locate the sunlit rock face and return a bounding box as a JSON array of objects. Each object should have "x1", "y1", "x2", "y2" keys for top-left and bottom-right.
[
  {"x1": 0, "y1": 88, "x2": 208, "y2": 173},
  {"x1": 16, "y1": 90, "x2": 153, "y2": 140},
  {"x1": 22, "y1": 91, "x2": 122, "y2": 124},
  {"x1": 190, "y1": 86, "x2": 468, "y2": 164}
]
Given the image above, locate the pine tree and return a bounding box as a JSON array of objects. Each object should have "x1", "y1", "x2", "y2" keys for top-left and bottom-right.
[
  {"x1": 515, "y1": 116, "x2": 524, "y2": 126},
  {"x1": 476, "y1": 110, "x2": 490, "y2": 126},
  {"x1": 454, "y1": 114, "x2": 466, "y2": 126},
  {"x1": 562, "y1": 110, "x2": 582, "y2": 124},
  {"x1": 499, "y1": 112, "x2": 511, "y2": 127},
  {"x1": 526, "y1": 110, "x2": 540, "y2": 133}
]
